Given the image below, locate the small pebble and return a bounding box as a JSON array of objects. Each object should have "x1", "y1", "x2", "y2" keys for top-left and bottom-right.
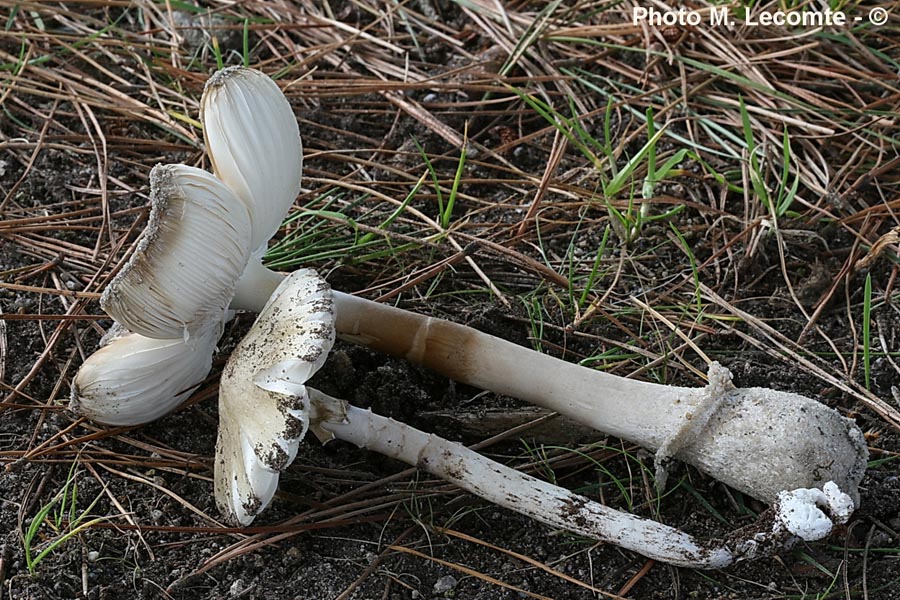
[
  {"x1": 433, "y1": 574, "x2": 458, "y2": 594},
  {"x1": 869, "y1": 530, "x2": 892, "y2": 547}
]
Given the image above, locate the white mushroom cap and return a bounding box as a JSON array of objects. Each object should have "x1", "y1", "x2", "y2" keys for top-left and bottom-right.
[
  {"x1": 71, "y1": 319, "x2": 223, "y2": 426},
  {"x1": 101, "y1": 164, "x2": 252, "y2": 341},
  {"x1": 201, "y1": 66, "x2": 303, "y2": 255},
  {"x1": 215, "y1": 269, "x2": 334, "y2": 525}
]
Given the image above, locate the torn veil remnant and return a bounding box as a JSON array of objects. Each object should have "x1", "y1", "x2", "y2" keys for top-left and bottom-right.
[{"x1": 217, "y1": 269, "x2": 858, "y2": 569}]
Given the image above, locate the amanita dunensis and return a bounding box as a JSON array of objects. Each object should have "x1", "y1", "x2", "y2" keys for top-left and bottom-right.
[{"x1": 70, "y1": 67, "x2": 868, "y2": 567}]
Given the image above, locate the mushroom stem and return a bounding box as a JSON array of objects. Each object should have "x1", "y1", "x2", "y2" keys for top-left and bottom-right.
[
  {"x1": 231, "y1": 258, "x2": 285, "y2": 311},
  {"x1": 331, "y1": 290, "x2": 867, "y2": 503},
  {"x1": 308, "y1": 387, "x2": 851, "y2": 569},
  {"x1": 214, "y1": 267, "x2": 855, "y2": 568},
  {"x1": 229, "y1": 263, "x2": 867, "y2": 504}
]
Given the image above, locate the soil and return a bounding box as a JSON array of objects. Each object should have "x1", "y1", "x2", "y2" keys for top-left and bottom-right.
[{"x1": 2, "y1": 3, "x2": 900, "y2": 600}]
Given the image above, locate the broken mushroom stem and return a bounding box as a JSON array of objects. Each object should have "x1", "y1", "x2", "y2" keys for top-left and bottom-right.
[
  {"x1": 311, "y1": 388, "x2": 853, "y2": 569},
  {"x1": 218, "y1": 269, "x2": 855, "y2": 569},
  {"x1": 331, "y1": 289, "x2": 868, "y2": 504}
]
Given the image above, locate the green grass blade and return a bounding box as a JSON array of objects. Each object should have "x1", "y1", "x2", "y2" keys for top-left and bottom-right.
[
  {"x1": 443, "y1": 127, "x2": 467, "y2": 229},
  {"x1": 25, "y1": 497, "x2": 59, "y2": 573},
  {"x1": 358, "y1": 173, "x2": 426, "y2": 246},
  {"x1": 242, "y1": 19, "x2": 250, "y2": 67},
  {"x1": 863, "y1": 272, "x2": 872, "y2": 390},
  {"x1": 670, "y1": 223, "x2": 702, "y2": 312},
  {"x1": 578, "y1": 225, "x2": 610, "y2": 310},
  {"x1": 212, "y1": 36, "x2": 224, "y2": 70},
  {"x1": 412, "y1": 137, "x2": 443, "y2": 216},
  {"x1": 739, "y1": 96, "x2": 769, "y2": 208},
  {"x1": 605, "y1": 126, "x2": 666, "y2": 198},
  {"x1": 30, "y1": 517, "x2": 109, "y2": 573},
  {"x1": 643, "y1": 107, "x2": 657, "y2": 199}
]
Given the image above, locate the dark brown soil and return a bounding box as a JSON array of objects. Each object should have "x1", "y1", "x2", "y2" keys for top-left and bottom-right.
[{"x1": 2, "y1": 2, "x2": 900, "y2": 599}]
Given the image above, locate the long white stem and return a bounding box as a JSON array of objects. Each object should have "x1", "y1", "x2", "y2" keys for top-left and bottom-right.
[
  {"x1": 232, "y1": 263, "x2": 867, "y2": 503},
  {"x1": 309, "y1": 388, "x2": 851, "y2": 569}
]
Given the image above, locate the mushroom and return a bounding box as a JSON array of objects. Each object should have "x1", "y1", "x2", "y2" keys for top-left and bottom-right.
[
  {"x1": 325, "y1": 291, "x2": 869, "y2": 504},
  {"x1": 71, "y1": 163, "x2": 250, "y2": 424},
  {"x1": 72, "y1": 66, "x2": 865, "y2": 516},
  {"x1": 202, "y1": 65, "x2": 303, "y2": 312},
  {"x1": 216, "y1": 268, "x2": 334, "y2": 525},
  {"x1": 100, "y1": 164, "x2": 252, "y2": 341},
  {"x1": 213, "y1": 235, "x2": 868, "y2": 508},
  {"x1": 216, "y1": 268, "x2": 857, "y2": 568},
  {"x1": 201, "y1": 65, "x2": 302, "y2": 256},
  {"x1": 72, "y1": 66, "x2": 301, "y2": 425},
  {"x1": 196, "y1": 66, "x2": 867, "y2": 505},
  {"x1": 70, "y1": 321, "x2": 222, "y2": 426}
]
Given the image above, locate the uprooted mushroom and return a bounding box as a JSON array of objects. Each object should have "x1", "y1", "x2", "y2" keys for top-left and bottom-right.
[
  {"x1": 71, "y1": 164, "x2": 251, "y2": 424},
  {"x1": 72, "y1": 67, "x2": 302, "y2": 424},
  {"x1": 216, "y1": 267, "x2": 856, "y2": 568},
  {"x1": 71, "y1": 67, "x2": 867, "y2": 563}
]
